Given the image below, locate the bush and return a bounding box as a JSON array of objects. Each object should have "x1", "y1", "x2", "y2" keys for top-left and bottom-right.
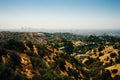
[
  {"x1": 36, "y1": 44, "x2": 51, "y2": 58},
  {"x1": 58, "y1": 75, "x2": 73, "y2": 80},
  {"x1": 99, "y1": 53, "x2": 104, "y2": 57},
  {"x1": 26, "y1": 41, "x2": 33, "y2": 49},
  {"x1": 0, "y1": 63, "x2": 14, "y2": 80},
  {"x1": 84, "y1": 58, "x2": 94, "y2": 65},
  {"x1": 64, "y1": 40, "x2": 74, "y2": 54},
  {"x1": 118, "y1": 51, "x2": 120, "y2": 55},
  {"x1": 115, "y1": 57, "x2": 120, "y2": 63},
  {"x1": 113, "y1": 75, "x2": 120, "y2": 80},
  {"x1": 55, "y1": 58, "x2": 66, "y2": 71},
  {"x1": 0, "y1": 48, "x2": 7, "y2": 56},
  {"x1": 110, "y1": 53, "x2": 117, "y2": 58},
  {"x1": 30, "y1": 56, "x2": 47, "y2": 69},
  {"x1": 113, "y1": 43, "x2": 120, "y2": 49},
  {"x1": 109, "y1": 59, "x2": 114, "y2": 66},
  {"x1": 13, "y1": 73, "x2": 27, "y2": 80},
  {"x1": 111, "y1": 69, "x2": 118, "y2": 74},
  {"x1": 26, "y1": 51, "x2": 35, "y2": 57},
  {"x1": 10, "y1": 52, "x2": 21, "y2": 65},
  {"x1": 98, "y1": 46, "x2": 104, "y2": 52},
  {"x1": 4, "y1": 39, "x2": 26, "y2": 52},
  {"x1": 102, "y1": 70, "x2": 112, "y2": 80}
]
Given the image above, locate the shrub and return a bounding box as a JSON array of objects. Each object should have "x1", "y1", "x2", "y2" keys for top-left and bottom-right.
[
  {"x1": 111, "y1": 69, "x2": 118, "y2": 74},
  {"x1": 4, "y1": 39, "x2": 26, "y2": 52},
  {"x1": 55, "y1": 58, "x2": 66, "y2": 71},
  {"x1": 113, "y1": 75, "x2": 120, "y2": 80},
  {"x1": 98, "y1": 46, "x2": 104, "y2": 52},
  {"x1": 26, "y1": 41, "x2": 33, "y2": 49},
  {"x1": 115, "y1": 57, "x2": 120, "y2": 63},
  {"x1": 110, "y1": 53, "x2": 117, "y2": 58},
  {"x1": 0, "y1": 48, "x2": 7, "y2": 56},
  {"x1": 60, "y1": 75, "x2": 73, "y2": 80},
  {"x1": 30, "y1": 56, "x2": 47, "y2": 69},
  {"x1": 113, "y1": 43, "x2": 120, "y2": 49},
  {"x1": 118, "y1": 51, "x2": 120, "y2": 55},
  {"x1": 64, "y1": 40, "x2": 74, "y2": 54},
  {"x1": 109, "y1": 59, "x2": 114, "y2": 66},
  {"x1": 84, "y1": 58, "x2": 94, "y2": 65},
  {"x1": 36, "y1": 44, "x2": 51, "y2": 57},
  {"x1": 10, "y1": 52, "x2": 21, "y2": 65},
  {"x1": 99, "y1": 53, "x2": 104, "y2": 57},
  {"x1": 0, "y1": 63, "x2": 14, "y2": 80},
  {"x1": 102, "y1": 70, "x2": 112, "y2": 80}
]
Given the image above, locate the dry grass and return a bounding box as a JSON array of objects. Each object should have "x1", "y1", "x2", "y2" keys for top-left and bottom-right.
[
  {"x1": 106, "y1": 64, "x2": 120, "y2": 77},
  {"x1": 20, "y1": 53, "x2": 34, "y2": 78}
]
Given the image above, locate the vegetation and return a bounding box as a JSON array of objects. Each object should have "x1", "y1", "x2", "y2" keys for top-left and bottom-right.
[
  {"x1": 4, "y1": 39, "x2": 26, "y2": 52},
  {"x1": 63, "y1": 40, "x2": 74, "y2": 54},
  {"x1": 0, "y1": 32, "x2": 120, "y2": 80}
]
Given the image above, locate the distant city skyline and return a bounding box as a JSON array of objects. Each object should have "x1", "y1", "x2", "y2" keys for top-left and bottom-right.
[{"x1": 0, "y1": 0, "x2": 120, "y2": 30}]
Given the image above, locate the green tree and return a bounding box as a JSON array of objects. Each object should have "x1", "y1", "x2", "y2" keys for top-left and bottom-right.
[
  {"x1": 64, "y1": 40, "x2": 74, "y2": 54},
  {"x1": 4, "y1": 39, "x2": 26, "y2": 52}
]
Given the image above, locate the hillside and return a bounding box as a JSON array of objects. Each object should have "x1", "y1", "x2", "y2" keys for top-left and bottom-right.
[
  {"x1": 0, "y1": 32, "x2": 120, "y2": 80},
  {"x1": 0, "y1": 32, "x2": 47, "y2": 44}
]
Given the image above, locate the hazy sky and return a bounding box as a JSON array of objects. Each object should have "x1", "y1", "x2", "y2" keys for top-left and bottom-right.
[{"x1": 0, "y1": 0, "x2": 120, "y2": 30}]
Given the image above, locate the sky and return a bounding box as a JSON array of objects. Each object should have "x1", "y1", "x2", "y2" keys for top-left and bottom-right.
[{"x1": 0, "y1": 0, "x2": 120, "y2": 30}]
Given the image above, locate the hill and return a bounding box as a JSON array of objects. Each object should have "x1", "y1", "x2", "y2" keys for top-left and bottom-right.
[{"x1": 0, "y1": 32, "x2": 120, "y2": 80}]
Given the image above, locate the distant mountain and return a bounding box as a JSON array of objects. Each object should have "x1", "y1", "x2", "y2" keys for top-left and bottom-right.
[{"x1": 0, "y1": 28, "x2": 120, "y2": 37}]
